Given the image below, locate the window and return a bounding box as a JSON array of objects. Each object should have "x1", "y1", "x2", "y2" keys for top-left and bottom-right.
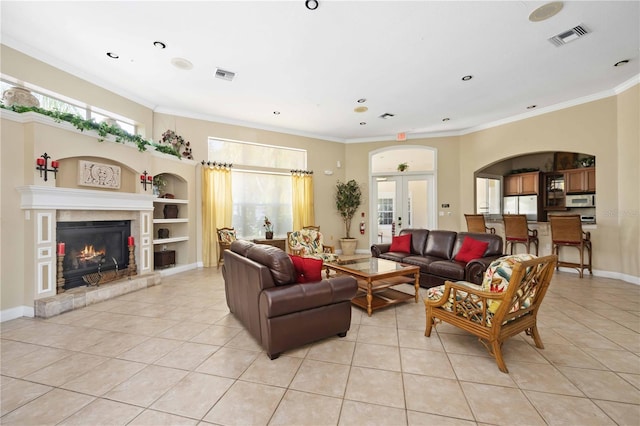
[
  {"x1": 377, "y1": 198, "x2": 393, "y2": 225},
  {"x1": 208, "y1": 138, "x2": 306, "y2": 239},
  {"x1": 475, "y1": 176, "x2": 502, "y2": 217}
]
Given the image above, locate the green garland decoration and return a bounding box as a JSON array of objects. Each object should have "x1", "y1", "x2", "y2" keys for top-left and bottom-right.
[{"x1": 0, "y1": 103, "x2": 183, "y2": 159}]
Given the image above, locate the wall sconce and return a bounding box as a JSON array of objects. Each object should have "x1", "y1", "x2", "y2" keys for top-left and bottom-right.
[
  {"x1": 140, "y1": 170, "x2": 153, "y2": 191},
  {"x1": 36, "y1": 153, "x2": 59, "y2": 182}
]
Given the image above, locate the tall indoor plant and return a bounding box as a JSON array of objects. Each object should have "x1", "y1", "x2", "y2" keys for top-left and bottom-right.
[{"x1": 335, "y1": 179, "x2": 362, "y2": 255}]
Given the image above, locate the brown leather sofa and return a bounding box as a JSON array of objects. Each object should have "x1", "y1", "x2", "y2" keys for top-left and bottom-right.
[
  {"x1": 222, "y1": 240, "x2": 357, "y2": 359},
  {"x1": 371, "y1": 229, "x2": 504, "y2": 288}
]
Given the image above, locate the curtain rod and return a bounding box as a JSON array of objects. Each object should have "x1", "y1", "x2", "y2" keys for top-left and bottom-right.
[{"x1": 290, "y1": 169, "x2": 313, "y2": 175}]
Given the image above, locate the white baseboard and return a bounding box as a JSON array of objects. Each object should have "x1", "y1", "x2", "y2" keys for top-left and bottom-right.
[
  {"x1": 557, "y1": 267, "x2": 640, "y2": 285},
  {"x1": 1, "y1": 305, "x2": 35, "y2": 322}
]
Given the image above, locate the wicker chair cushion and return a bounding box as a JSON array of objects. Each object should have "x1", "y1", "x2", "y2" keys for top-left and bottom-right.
[
  {"x1": 218, "y1": 229, "x2": 237, "y2": 244},
  {"x1": 288, "y1": 229, "x2": 324, "y2": 255},
  {"x1": 481, "y1": 253, "x2": 537, "y2": 313}
]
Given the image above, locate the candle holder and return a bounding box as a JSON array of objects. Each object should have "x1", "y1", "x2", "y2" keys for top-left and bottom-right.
[
  {"x1": 128, "y1": 245, "x2": 137, "y2": 276},
  {"x1": 36, "y1": 153, "x2": 59, "y2": 182},
  {"x1": 140, "y1": 170, "x2": 153, "y2": 191},
  {"x1": 56, "y1": 254, "x2": 65, "y2": 294}
]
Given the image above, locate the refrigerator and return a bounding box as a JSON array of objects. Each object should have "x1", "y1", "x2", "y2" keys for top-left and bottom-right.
[{"x1": 503, "y1": 195, "x2": 539, "y2": 221}]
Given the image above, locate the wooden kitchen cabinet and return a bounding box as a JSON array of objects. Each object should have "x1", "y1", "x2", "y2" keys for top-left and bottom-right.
[
  {"x1": 504, "y1": 171, "x2": 540, "y2": 196},
  {"x1": 565, "y1": 167, "x2": 596, "y2": 193}
]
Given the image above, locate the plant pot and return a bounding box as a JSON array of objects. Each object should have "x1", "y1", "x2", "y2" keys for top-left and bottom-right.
[
  {"x1": 265, "y1": 231, "x2": 274, "y2": 240},
  {"x1": 339, "y1": 238, "x2": 357, "y2": 256}
]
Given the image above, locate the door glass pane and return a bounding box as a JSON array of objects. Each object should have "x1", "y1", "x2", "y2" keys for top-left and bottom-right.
[
  {"x1": 376, "y1": 180, "x2": 396, "y2": 244},
  {"x1": 407, "y1": 179, "x2": 428, "y2": 228}
]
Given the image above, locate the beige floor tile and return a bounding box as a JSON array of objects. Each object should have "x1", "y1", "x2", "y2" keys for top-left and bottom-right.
[
  {"x1": 128, "y1": 409, "x2": 199, "y2": 426},
  {"x1": 239, "y1": 354, "x2": 302, "y2": 387},
  {"x1": 269, "y1": 389, "x2": 343, "y2": 426},
  {"x1": 224, "y1": 329, "x2": 263, "y2": 351},
  {"x1": 437, "y1": 333, "x2": 493, "y2": 358},
  {"x1": 290, "y1": 359, "x2": 351, "y2": 397},
  {"x1": 345, "y1": 366, "x2": 405, "y2": 409},
  {"x1": 400, "y1": 347, "x2": 456, "y2": 379},
  {"x1": 213, "y1": 312, "x2": 244, "y2": 328},
  {"x1": 306, "y1": 338, "x2": 356, "y2": 365},
  {"x1": 0, "y1": 388, "x2": 94, "y2": 426},
  {"x1": 582, "y1": 347, "x2": 640, "y2": 374},
  {"x1": 558, "y1": 366, "x2": 640, "y2": 404},
  {"x1": 61, "y1": 358, "x2": 147, "y2": 396},
  {"x1": 188, "y1": 308, "x2": 230, "y2": 324},
  {"x1": 402, "y1": 373, "x2": 473, "y2": 420},
  {"x1": 154, "y1": 341, "x2": 220, "y2": 370},
  {"x1": 406, "y1": 410, "x2": 477, "y2": 425},
  {"x1": 81, "y1": 331, "x2": 149, "y2": 357},
  {"x1": 105, "y1": 365, "x2": 189, "y2": 407},
  {"x1": 24, "y1": 352, "x2": 108, "y2": 386},
  {"x1": 500, "y1": 338, "x2": 550, "y2": 365},
  {"x1": 118, "y1": 316, "x2": 179, "y2": 336},
  {"x1": 353, "y1": 342, "x2": 401, "y2": 371},
  {"x1": 524, "y1": 390, "x2": 616, "y2": 425},
  {"x1": 44, "y1": 307, "x2": 99, "y2": 324},
  {"x1": 150, "y1": 372, "x2": 233, "y2": 419},
  {"x1": 58, "y1": 398, "x2": 143, "y2": 425},
  {"x1": 0, "y1": 340, "x2": 41, "y2": 362},
  {"x1": 555, "y1": 328, "x2": 626, "y2": 350},
  {"x1": 156, "y1": 321, "x2": 210, "y2": 341},
  {"x1": 195, "y1": 346, "x2": 259, "y2": 378},
  {"x1": 619, "y1": 372, "x2": 640, "y2": 390},
  {"x1": 593, "y1": 399, "x2": 640, "y2": 426},
  {"x1": 448, "y1": 353, "x2": 517, "y2": 387},
  {"x1": 189, "y1": 324, "x2": 242, "y2": 345},
  {"x1": 357, "y1": 324, "x2": 399, "y2": 346},
  {"x1": 0, "y1": 318, "x2": 38, "y2": 334},
  {"x1": 601, "y1": 331, "x2": 640, "y2": 352},
  {"x1": 507, "y1": 362, "x2": 583, "y2": 395},
  {"x1": 203, "y1": 380, "x2": 285, "y2": 425},
  {"x1": 0, "y1": 346, "x2": 71, "y2": 378},
  {"x1": 338, "y1": 400, "x2": 407, "y2": 426},
  {"x1": 359, "y1": 308, "x2": 398, "y2": 328},
  {"x1": 537, "y1": 343, "x2": 607, "y2": 369},
  {"x1": 398, "y1": 328, "x2": 444, "y2": 351},
  {"x1": 117, "y1": 336, "x2": 183, "y2": 363},
  {"x1": 0, "y1": 377, "x2": 52, "y2": 416},
  {"x1": 461, "y1": 381, "x2": 545, "y2": 425}
]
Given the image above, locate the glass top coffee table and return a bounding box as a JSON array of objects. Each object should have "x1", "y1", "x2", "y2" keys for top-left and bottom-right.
[{"x1": 324, "y1": 257, "x2": 420, "y2": 316}]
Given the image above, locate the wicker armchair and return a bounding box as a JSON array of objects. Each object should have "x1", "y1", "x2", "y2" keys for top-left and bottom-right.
[
  {"x1": 464, "y1": 214, "x2": 496, "y2": 234},
  {"x1": 425, "y1": 254, "x2": 557, "y2": 373},
  {"x1": 216, "y1": 227, "x2": 236, "y2": 269},
  {"x1": 287, "y1": 226, "x2": 335, "y2": 260},
  {"x1": 549, "y1": 214, "x2": 592, "y2": 278},
  {"x1": 503, "y1": 214, "x2": 538, "y2": 255}
]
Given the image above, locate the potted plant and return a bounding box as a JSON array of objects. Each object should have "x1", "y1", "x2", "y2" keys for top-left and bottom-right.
[
  {"x1": 263, "y1": 216, "x2": 274, "y2": 239},
  {"x1": 397, "y1": 162, "x2": 408, "y2": 172},
  {"x1": 152, "y1": 175, "x2": 167, "y2": 197},
  {"x1": 335, "y1": 179, "x2": 363, "y2": 255}
]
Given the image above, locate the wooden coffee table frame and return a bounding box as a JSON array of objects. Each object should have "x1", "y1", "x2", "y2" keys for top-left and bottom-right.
[{"x1": 325, "y1": 259, "x2": 420, "y2": 316}]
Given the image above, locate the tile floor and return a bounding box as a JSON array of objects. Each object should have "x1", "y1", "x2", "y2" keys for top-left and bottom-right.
[{"x1": 1, "y1": 268, "x2": 639, "y2": 425}]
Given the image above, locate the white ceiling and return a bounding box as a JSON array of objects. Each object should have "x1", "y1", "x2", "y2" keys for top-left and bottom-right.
[{"x1": 1, "y1": 1, "x2": 638, "y2": 143}]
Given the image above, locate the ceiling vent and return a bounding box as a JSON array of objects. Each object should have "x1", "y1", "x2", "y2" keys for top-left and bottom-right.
[
  {"x1": 549, "y1": 25, "x2": 590, "y2": 46},
  {"x1": 379, "y1": 113, "x2": 395, "y2": 119},
  {"x1": 215, "y1": 68, "x2": 236, "y2": 81}
]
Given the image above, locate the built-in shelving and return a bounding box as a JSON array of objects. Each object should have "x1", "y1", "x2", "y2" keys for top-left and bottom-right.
[{"x1": 152, "y1": 174, "x2": 189, "y2": 270}]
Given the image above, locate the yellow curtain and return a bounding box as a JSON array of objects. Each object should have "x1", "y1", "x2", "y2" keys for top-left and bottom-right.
[
  {"x1": 292, "y1": 173, "x2": 315, "y2": 230},
  {"x1": 202, "y1": 166, "x2": 232, "y2": 267}
]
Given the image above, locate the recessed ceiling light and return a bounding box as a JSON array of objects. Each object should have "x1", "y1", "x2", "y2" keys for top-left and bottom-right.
[
  {"x1": 614, "y1": 59, "x2": 630, "y2": 67},
  {"x1": 354, "y1": 106, "x2": 368, "y2": 113},
  {"x1": 527, "y1": 105, "x2": 537, "y2": 109},
  {"x1": 529, "y1": 2, "x2": 563, "y2": 22},
  {"x1": 305, "y1": 0, "x2": 319, "y2": 11},
  {"x1": 461, "y1": 75, "x2": 473, "y2": 81},
  {"x1": 106, "y1": 52, "x2": 119, "y2": 59},
  {"x1": 171, "y1": 57, "x2": 193, "y2": 70},
  {"x1": 357, "y1": 98, "x2": 366, "y2": 103},
  {"x1": 153, "y1": 41, "x2": 166, "y2": 49},
  {"x1": 359, "y1": 122, "x2": 366, "y2": 125},
  {"x1": 442, "y1": 118, "x2": 450, "y2": 122},
  {"x1": 273, "y1": 111, "x2": 281, "y2": 115}
]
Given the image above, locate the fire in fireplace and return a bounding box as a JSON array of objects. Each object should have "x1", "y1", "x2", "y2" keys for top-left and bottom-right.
[{"x1": 57, "y1": 220, "x2": 131, "y2": 289}]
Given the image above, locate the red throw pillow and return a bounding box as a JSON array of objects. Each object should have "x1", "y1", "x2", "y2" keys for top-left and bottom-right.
[
  {"x1": 389, "y1": 234, "x2": 412, "y2": 253},
  {"x1": 455, "y1": 237, "x2": 489, "y2": 263},
  {"x1": 289, "y1": 255, "x2": 323, "y2": 283}
]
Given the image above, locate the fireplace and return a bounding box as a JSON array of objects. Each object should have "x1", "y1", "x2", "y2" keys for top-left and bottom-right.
[{"x1": 57, "y1": 220, "x2": 131, "y2": 289}]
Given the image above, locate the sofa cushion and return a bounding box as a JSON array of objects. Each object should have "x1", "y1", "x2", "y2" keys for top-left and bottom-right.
[
  {"x1": 454, "y1": 237, "x2": 489, "y2": 263},
  {"x1": 230, "y1": 239, "x2": 255, "y2": 257},
  {"x1": 389, "y1": 234, "x2": 411, "y2": 253},
  {"x1": 379, "y1": 252, "x2": 410, "y2": 262},
  {"x1": 399, "y1": 229, "x2": 429, "y2": 255},
  {"x1": 454, "y1": 232, "x2": 503, "y2": 257},
  {"x1": 289, "y1": 255, "x2": 323, "y2": 283},
  {"x1": 424, "y1": 230, "x2": 457, "y2": 259},
  {"x1": 247, "y1": 245, "x2": 296, "y2": 286},
  {"x1": 428, "y1": 260, "x2": 466, "y2": 281},
  {"x1": 401, "y1": 255, "x2": 441, "y2": 272}
]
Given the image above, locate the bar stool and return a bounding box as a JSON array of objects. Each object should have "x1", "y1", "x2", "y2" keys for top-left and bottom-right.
[
  {"x1": 549, "y1": 214, "x2": 592, "y2": 278},
  {"x1": 464, "y1": 214, "x2": 496, "y2": 234},
  {"x1": 503, "y1": 214, "x2": 538, "y2": 255}
]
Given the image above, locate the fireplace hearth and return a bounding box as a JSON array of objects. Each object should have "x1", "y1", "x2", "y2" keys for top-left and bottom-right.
[{"x1": 57, "y1": 220, "x2": 131, "y2": 289}]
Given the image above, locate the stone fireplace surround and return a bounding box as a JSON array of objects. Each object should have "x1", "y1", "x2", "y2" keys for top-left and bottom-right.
[{"x1": 18, "y1": 185, "x2": 160, "y2": 318}]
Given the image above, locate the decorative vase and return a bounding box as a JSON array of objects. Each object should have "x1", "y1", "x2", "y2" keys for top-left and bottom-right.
[
  {"x1": 265, "y1": 231, "x2": 274, "y2": 240},
  {"x1": 339, "y1": 238, "x2": 357, "y2": 256},
  {"x1": 163, "y1": 204, "x2": 178, "y2": 219},
  {"x1": 158, "y1": 228, "x2": 170, "y2": 239},
  {"x1": 2, "y1": 86, "x2": 40, "y2": 107}
]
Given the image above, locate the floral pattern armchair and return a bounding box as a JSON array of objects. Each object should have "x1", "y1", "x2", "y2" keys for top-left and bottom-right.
[
  {"x1": 287, "y1": 228, "x2": 336, "y2": 262},
  {"x1": 216, "y1": 227, "x2": 236, "y2": 268}
]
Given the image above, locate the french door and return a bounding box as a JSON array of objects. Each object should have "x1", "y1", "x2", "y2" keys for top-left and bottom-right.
[{"x1": 372, "y1": 174, "x2": 435, "y2": 244}]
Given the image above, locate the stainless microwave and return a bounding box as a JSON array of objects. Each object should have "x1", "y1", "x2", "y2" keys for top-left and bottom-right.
[{"x1": 566, "y1": 194, "x2": 595, "y2": 207}]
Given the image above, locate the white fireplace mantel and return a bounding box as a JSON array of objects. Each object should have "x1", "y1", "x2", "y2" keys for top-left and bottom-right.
[{"x1": 17, "y1": 186, "x2": 155, "y2": 211}]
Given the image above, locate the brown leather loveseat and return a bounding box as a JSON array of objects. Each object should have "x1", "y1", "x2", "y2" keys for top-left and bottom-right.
[
  {"x1": 222, "y1": 240, "x2": 357, "y2": 359},
  {"x1": 371, "y1": 229, "x2": 504, "y2": 288}
]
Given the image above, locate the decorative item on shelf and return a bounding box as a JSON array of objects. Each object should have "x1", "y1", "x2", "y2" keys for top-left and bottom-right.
[
  {"x1": 509, "y1": 167, "x2": 539, "y2": 174},
  {"x1": 397, "y1": 162, "x2": 408, "y2": 172},
  {"x1": 160, "y1": 193, "x2": 175, "y2": 199},
  {"x1": 153, "y1": 175, "x2": 167, "y2": 197},
  {"x1": 2, "y1": 86, "x2": 40, "y2": 107},
  {"x1": 35, "y1": 152, "x2": 59, "y2": 182},
  {"x1": 160, "y1": 129, "x2": 193, "y2": 159},
  {"x1": 158, "y1": 228, "x2": 170, "y2": 239},
  {"x1": 164, "y1": 204, "x2": 179, "y2": 219},
  {"x1": 140, "y1": 170, "x2": 153, "y2": 191},
  {"x1": 335, "y1": 179, "x2": 363, "y2": 255},
  {"x1": 579, "y1": 156, "x2": 595, "y2": 168},
  {"x1": 263, "y1": 216, "x2": 274, "y2": 239},
  {"x1": 554, "y1": 152, "x2": 578, "y2": 171}
]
